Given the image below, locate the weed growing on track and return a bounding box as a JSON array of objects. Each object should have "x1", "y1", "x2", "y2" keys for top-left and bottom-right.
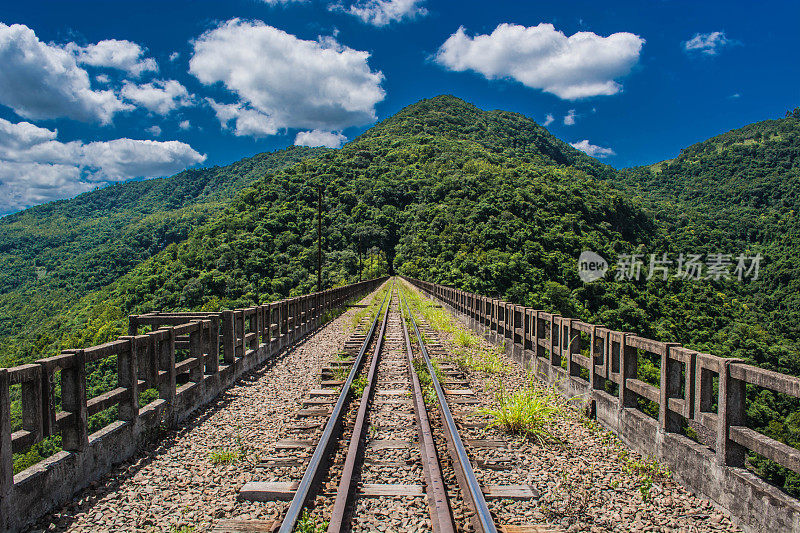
[
  {"x1": 398, "y1": 283, "x2": 508, "y2": 377},
  {"x1": 331, "y1": 364, "x2": 350, "y2": 381},
  {"x1": 296, "y1": 510, "x2": 329, "y2": 532},
  {"x1": 351, "y1": 374, "x2": 368, "y2": 396},
  {"x1": 209, "y1": 429, "x2": 250, "y2": 465},
  {"x1": 170, "y1": 526, "x2": 196, "y2": 533},
  {"x1": 209, "y1": 448, "x2": 239, "y2": 465},
  {"x1": 412, "y1": 357, "x2": 443, "y2": 408},
  {"x1": 350, "y1": 285, "x2": 391, "y2": 330},
  {"x1": 480, "y1": 377, "x2": 566, "y2": 444},
  {"x1": 619, "y1": 450, "x2": 671, "y2": 501}
]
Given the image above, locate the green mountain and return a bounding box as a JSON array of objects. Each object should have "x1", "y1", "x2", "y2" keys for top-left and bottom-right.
[
  {"x1": 0, "y1": 146, "x2": 327, "y2": 365},
  {"x1": 2, "y1": 95, "x2": 798, "y2": 494}
]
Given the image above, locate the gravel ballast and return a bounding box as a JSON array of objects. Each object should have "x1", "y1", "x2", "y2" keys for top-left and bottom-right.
[
  {"x1": 28, "y1": 288, "x2": 384, "y2": 533},
  {"x1": 405, "y1": 281, "x2": 742, "y2": 533}
]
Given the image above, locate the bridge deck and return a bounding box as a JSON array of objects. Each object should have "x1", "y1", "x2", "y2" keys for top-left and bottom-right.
[
  {"x1": 28, "y1": 294, "x2": 376, "y2": 532},
  {"x1": 29, "y1": 283, "x2": 740, "y2": 533}
]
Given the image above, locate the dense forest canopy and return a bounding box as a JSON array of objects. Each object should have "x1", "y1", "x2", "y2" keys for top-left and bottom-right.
[{"x1": 1, "y1": 95, "x2": 798, "y2": 494}]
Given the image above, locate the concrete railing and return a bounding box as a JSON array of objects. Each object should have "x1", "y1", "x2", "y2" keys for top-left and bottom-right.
[
  {"x1": 404, "y1": 276, "x2": 800, "y2": 533},
  {"x1": 0, "y1": 277, "x2": 386, "y2": 532}
]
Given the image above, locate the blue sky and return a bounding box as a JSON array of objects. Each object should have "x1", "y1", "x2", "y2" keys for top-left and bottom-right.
[{"x1": 1, "y1": 0, "x2": 798, "y2": 214}]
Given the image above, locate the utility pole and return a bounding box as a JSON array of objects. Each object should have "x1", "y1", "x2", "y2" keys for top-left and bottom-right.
[{"x1": 317, "y1": 185, "x2": 322, "y2": 293}]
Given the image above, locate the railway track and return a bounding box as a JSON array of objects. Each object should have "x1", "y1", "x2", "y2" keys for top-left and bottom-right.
[{"x1": 215, "y1": 279, "x2": 543, "y2": 533}]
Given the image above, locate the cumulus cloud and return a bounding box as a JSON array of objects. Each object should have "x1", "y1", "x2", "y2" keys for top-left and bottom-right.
[
  {"x1": 435, "y1": 23, "x2": 644, "y2": 100},
  {"x1": 169, "y1": 51, "x2": 180, "y2": 62},
  {"x1": 683, "y1": 31, "x2": 734, "y2": 56},
  {"x1": 0, "y1": 117, "x2": 206, "y2": 213},
  {"x1": 189, "y1": 19, "x2": 385, "y2": 137},
  {"x1": 563, "y1": 109, "x2": 577, "y2": 125},
  {"x1": 295, "y1": 129, "x2": 347, "y2": 148},
  {"x1": 121, "y1": 79, "x2": 193, "y2": 115},
  {"x1": 542, "y1": 113, "x2": 554, "y2": 126},
  {"x1": 0, "y1": 23, "x2": 132, "y2": 123},
  {"x1": 332, "y1": 0, "x2": 427, "y2": 27},
  {"x1": 146, "y1": 125, "x2": 162, "y2": 136},
  {"x1": 570, "y1": 139, "x2": 615, "y2": 158},
  {"x1": 179, "y1": 120, "x2": 191, "y2": 130},
  {"x1": 68, "y1": 39, "x2": 158, "y2": 76},
  {"x1": 206, "y1": 99, "x2": 278, "y2": 137}
]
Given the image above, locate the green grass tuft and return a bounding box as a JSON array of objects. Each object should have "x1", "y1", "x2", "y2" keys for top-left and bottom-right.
[{"x1": 480, "y1": 379, "x2": 564, "y2": 444}]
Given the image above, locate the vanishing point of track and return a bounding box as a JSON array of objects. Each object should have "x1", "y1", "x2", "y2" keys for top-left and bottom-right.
[{"x1": 253, "y1": 280, "x2": 508, "y2": 532}]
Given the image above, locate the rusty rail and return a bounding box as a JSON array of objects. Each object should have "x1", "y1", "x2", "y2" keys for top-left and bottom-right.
[
  {"x1": 278, "y1": 283, "x2": 392, "y2": 533},
  {"x1": 0, "y1": 277, "x2": 387, "y2": 532},
  {"x1": 327, "y1": 282, "x2": 393, "y2": 532},
  {"x1": 401, "y1": 286, "x2": 498, "y2": 533},
  {"x1": 403, "y1": 276, "x2": 800, "y2": 533},
  {"x1": 399, "y1": 288, "x2": 456, "y2": 533}
]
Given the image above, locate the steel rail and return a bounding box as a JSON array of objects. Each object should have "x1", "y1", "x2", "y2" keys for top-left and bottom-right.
[
  {"x1": 278, "y1": 283, "x2": 392, "y2": 533},
  {"x1": 398, "y1": 289, "x2": 456, "y2": 533},
  {"x1": 326, "y1": 283, "x2": 393, "y2": 532},
  {"x1": 400, "y1": 285, "x2": 499, "y2": 533}
]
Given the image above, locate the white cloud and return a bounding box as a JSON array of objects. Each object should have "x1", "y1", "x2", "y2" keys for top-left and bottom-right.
[
  {"x1": 0, "y1": 23, "x2": 131, "y2": 123},
  {"x1": 570, "y1": 139, "x2": 615, "y2": 158},
  {"x1": 121, "y1": 79, "x2": 193, "y2": 115},
  {"x1": 68, "y1": 39, "x2": 158, "y2": 77},
  {"x1": 563, "y1": 109, "x2": 577, "y2": 125},
  {"x1": 146, "y1": 125, "x2": 162, "y2": 136},
  {"x1": 169, "y1": 51, "x2": 180, "y2": 62},
  {"x1": 542, "y1": 113, "x2": 554, "y2": 126},
  {"x1": 295, "y1": 129, "x2": 346, "y2": 148},
  {"x1": 435, "y1": 23, "x2": 644, "y2": 100},
  {"x1": 179, "y1": 120, "x2": 191, "y2": 130},
  {"x1": 80, "y1": 138, "x2": 204, "y2": 181},
  {"x1": 207, "y1": 99, "x2": 278, "y2": 137},
  {"x1": 683, "y1": 31, "x2": 734, "y2": 56},
  {"x1": 332, "y1": 0, "x2": 427, "y2": 27},
  {"x1": 261, "y1": 0, "x2": 308, "y2": 4},
  {"x1": 95, "y1": 74, "x2": 110, "y2": 84},
  {"x1": 189, "y1": 19, "x2": 385, "y2": 136},
  {"x1": 0, "y1": 117, "x2": 205, "y2": 213}
]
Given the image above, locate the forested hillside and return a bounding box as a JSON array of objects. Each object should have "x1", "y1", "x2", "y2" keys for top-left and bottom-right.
[
  {"x1": 2, "y1": 95, "x2": 798, "y2": 494},
  {"x1": 0, "y1": 146, "x2": 327, "y2": 366}
]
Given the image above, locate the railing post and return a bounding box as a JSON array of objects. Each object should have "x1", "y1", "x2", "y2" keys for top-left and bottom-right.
[
  {"x1": 565, "y1": 319, "x2": 580, "y2": 378},
  {"x1": 207, "y1": 316, "x2": 220, "y2": 374},
  {"x1": 620, "y1": 335, "x2": 638, "y2": 409},
  {"x1": 0, "y1": 369, "x2": 12, "y2": 498},
  {"x1": 256, "y1": 306, "x2": 265, "y2": 350},
  {"x1": 20, "y1": 365, "x2": 43, "y2": 443},
  {"x1": 38, "y1": 360, "x2": 57, "y2": 437},
  {"x1": 590, "y1": 325, "x2": 605, "y2": 392},
  {"x1": 659, "y1": 344, "x2": 683, "y2": 433},
  {"x1": 155, "y1": 330, "x2": 177, "y2": 408},
  {"x1": 718, "y1": 359, "x2": 746, "y2": 466},
  {"x1": 549, "y1": 315, "x2": 560, "y2": 368},
  {"x1": 535, "y1": 311, "x2": 545, "y2": 361},
  {"x1": 265, "y1": 304, "x2": 274, "y2": 356},
  {"x1": 61, "y1": 350, "x2": 88, "y2": 451},
  {"x1": 222, "y1": 310, "x2": 235, "y2": 365},
  {"x1": 117, "y1": 337, "x2": 139, "y2": 423},
  {"x1": 189, "y1": 325, "x2": 204, "y2": 383}
]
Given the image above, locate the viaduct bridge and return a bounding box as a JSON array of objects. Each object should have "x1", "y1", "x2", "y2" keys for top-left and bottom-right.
[{"x1": 0, "y1": 277, "x2": 797, "y2": 532}]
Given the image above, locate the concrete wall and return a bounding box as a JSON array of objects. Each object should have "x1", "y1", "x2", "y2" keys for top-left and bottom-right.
[{"x1": 408, "y1": 278, "x2": 800, "y2": 533}]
